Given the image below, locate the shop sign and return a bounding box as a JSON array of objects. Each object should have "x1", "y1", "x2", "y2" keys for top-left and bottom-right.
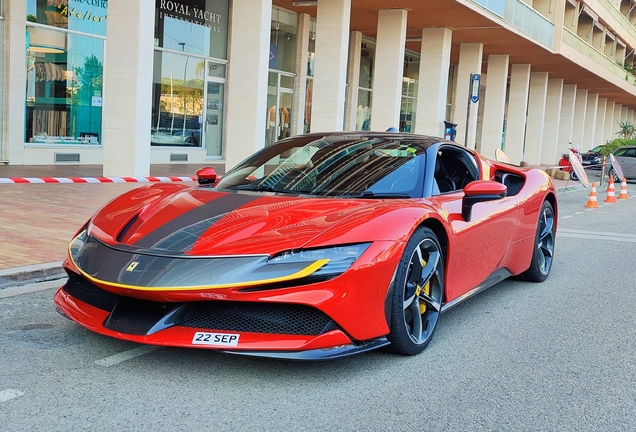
[{"x1": 158, "y1": 0, "x2": 225, "y2": 33}]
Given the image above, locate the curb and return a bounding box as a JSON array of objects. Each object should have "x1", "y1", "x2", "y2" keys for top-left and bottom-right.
[{"x1": 0, "y1": 261, "x2": 66, "y2": 290}]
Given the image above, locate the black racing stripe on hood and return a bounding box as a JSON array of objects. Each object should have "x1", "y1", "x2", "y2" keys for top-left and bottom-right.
[{"x1": 133, "y1": 192, "x2": 262, "y2": 250}]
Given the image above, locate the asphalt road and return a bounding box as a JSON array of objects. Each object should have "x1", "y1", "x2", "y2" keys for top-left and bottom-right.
[{"x1": 1, "y1": 182, "x2": 635, "y2": 431}]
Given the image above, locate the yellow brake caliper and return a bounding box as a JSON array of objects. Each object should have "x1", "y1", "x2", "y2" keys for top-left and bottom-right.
[{"x1": 418, "y1": 258, "x2": 430, "y2": 314}]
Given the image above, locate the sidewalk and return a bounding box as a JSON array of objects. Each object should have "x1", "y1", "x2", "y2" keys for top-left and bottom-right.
[{"x1": 0, "y1": 163, "x2": 580, "y2": 288}]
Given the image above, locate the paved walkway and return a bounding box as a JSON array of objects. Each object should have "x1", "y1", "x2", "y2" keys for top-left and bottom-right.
[{"x1": 0, "y1": 163, "x2": 579, "y2": 285}]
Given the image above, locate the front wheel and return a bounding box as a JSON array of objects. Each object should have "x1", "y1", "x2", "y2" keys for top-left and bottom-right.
[
  {"x1": 386, "y1": 227, "x2": 444, "y2": 356},
  {"x1": 518, "y1": 200, "x2": 555, "y2": 282},
  {"x1": 570, "y1": 170, "x2": 578, "y2": 181}
]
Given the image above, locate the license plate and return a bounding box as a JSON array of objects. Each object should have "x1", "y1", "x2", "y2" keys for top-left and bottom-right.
[{"x1": 192, "y1": 332, "x2": 240, "y2": 347}]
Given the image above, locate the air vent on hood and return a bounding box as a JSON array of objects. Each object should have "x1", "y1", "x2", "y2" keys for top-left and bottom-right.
[{"x1": 55, "y1": 153, "x2": 80, "y2": 163}]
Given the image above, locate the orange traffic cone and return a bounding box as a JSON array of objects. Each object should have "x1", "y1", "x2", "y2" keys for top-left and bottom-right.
[
  {"x1": 618, "y1": 178, "x2": 629, "y2": 200},
  {"x1": 585, "y1": 182, "x2": 600, "y2": 208},
  {"x1": 605, "y1": 174, "x2": 614, "y2": 192},
  {"x1": 604, "y1": 178, "x2": 617, "y2": 203}
]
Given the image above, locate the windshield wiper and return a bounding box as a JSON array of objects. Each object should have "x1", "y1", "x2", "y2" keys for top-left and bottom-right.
[{"x1": 250, "y1": 184, "x2": 298, "y2": 194}]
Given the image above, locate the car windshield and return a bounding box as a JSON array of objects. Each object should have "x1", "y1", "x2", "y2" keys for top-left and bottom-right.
[{"x1": 216, "y1": 135, "x2": 427, "y2": 198}]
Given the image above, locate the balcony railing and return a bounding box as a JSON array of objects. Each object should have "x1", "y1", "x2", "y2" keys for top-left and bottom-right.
[
  {"x1": 598, "y1": 0, "x2": 636, "y2": 42},
  {"x1": 562, "y1": 27, "x2": 634, "y2": 82},
  {"x1": 472, "y1": 0, "x2": 555, "y2": 48}
]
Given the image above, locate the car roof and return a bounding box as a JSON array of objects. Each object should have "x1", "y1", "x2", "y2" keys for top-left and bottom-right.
[{"x1": 283, "y1": 131, "x2": 457, "y2": 152}]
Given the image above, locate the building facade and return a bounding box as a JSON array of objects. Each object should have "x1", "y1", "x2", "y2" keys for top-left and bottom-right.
[{"x1": 2, "y1": 0, "x2": 636, "y2": 173}]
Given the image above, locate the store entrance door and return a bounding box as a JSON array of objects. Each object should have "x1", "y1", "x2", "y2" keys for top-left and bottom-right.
[{"x1": 266, "y1": 71, "x2": 295, "y2": 146}]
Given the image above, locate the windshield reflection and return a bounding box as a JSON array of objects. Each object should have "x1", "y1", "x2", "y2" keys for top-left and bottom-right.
[{"x1": 216, "y1": 135, "x2": 428, "y2": 198}]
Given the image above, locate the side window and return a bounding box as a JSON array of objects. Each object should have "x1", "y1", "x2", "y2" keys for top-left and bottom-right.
[
  {"x1": 433, "y1": 147, "x2": 479, "y2": 194},
  {"x1": 625, "y1": 149, "x2": 636, "y2": 157},
  {"x1": 614, "y1": 148, "x2": 627, "y2": 157}
]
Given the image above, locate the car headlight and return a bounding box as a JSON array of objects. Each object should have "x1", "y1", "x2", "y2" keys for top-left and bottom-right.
[{"x1": 268, "y1": 243, "x2": 371, "y2": 277}]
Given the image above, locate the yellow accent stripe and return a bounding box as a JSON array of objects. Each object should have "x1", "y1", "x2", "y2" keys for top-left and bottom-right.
[{"x1": 68, "y1": 235, "x2": 330, "y2": 292}]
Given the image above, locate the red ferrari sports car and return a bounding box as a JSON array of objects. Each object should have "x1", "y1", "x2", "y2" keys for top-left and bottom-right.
[{"x1": 54, "y1": 132, "x2": 557, "y2": 359}]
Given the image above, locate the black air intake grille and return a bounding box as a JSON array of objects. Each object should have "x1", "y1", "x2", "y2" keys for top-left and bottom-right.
[
  {"x1": 63, "y1": 273, "x2": 119, "y2": 312},
  {"x1": 181, "y1": 302, "x2": 339, "y2": 336}
]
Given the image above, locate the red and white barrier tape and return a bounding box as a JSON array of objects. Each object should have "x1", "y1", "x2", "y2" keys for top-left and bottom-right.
[{"x1": 0, "y1": 176, "x2": 196, "y2": 184}]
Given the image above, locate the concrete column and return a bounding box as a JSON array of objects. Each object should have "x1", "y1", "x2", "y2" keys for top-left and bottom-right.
[
  {"x1": 594, "y1": 98, "x2": 607, "y2": 149},
  {"x1": 344, "y1": 31, "x2": 362, "y2": 131},
  {"x1": 505, "y1": 64, "x2": 531, "y2": 164},
  {"x1": 103, "y1": 0, "x2": 155, "y2": 176},
  {"x1": 524, "y1": 72, "x2": 549, "y2": 165},
  {"x1": 571, "y1": 89, "x2": 588, "y2": 149},
  {"x1": 370, "y1": 9, "x2": 407, "y2": 131},
  {"x1": 451, "y1": 43, "x2": 483, "y2": 149},
  {"x1": 311, "y1": 0, "x2": 351, "y2": 132},
  {"x1": 621, "y1": 106, "x2": 629, "y2": 122},
  {"x1": 415, "y1": 28, "x2": 452, "y2": 137},
  {"x1": 629, "y1": 109, "x2": 635, "y2": 125},
  {"x1": 557, "y1": 84, "x2": 577, "y2": 159},
  {"x1": 613, "y1": 104, "x2": 623, "y2": 137},
  {"x1": 292, "y1": 14, "x2": 311, "y2": 137},
  {"x1": 541, "y1": 78, "x2": 564, "y2": 165},
  {"x1": 3, "y1": 0, "x2": 27, "y2": 163},
  {"x1": 478, "y1": 55, "x2": 509, "y2": 159},
  {"x1": 583, "y1": 93, "x2": 598, "y2": 150},
  {"x1": 604, "y1": 101, "x2": 615, "y2": 143},
  {"x1": 225, "y1": 0, "x2": 271, "y2": 170}
]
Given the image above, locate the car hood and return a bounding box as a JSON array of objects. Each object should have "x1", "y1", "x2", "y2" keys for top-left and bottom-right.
[{"x1": 88, "y1": 185, "x2": 392, "y2": 256}]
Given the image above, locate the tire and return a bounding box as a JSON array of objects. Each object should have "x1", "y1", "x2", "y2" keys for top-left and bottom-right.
[
  {"x1": 609, "y1": 168, "x2": 622, "y2": 182},
  {"x1": 570, "y1": 170, "x2": 578, "y2": 181},
  {"x1": 518, "y1": 200, "x2": 555, "y2": 282},
  {"x1": 386, "y1": 227, "x2": 444, "y2": 356}
]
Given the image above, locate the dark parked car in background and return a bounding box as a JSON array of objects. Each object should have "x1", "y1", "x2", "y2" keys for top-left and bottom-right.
[{"x1": 581, "y1": 145, "x2": 603, "y2": 169}]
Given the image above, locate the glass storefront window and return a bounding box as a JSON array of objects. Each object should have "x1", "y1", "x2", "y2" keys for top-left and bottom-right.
[
  {"x1": 27, "y1": 0, "x2": 108, "y2": 36},
  {"x1": 155, "y1": 0, "x2": 229, "y2": 60},
  {"x1": 270, "y1": 7, "x2": 297, "y2": 73},
  {"x1": 357, "y1": 90, "x2": 372, "y2": 131},
  {"x1": 151, "y1": 51, "x2": 204, "y2": 147},
  {"x1": 266, "y1": 71, "x2": 295, "y2": 146},
  {"x1": 25, "y1": 26, "x2": 104, "y2": 145},
  {"x1": 304, "y1": 78, "x2": 313, "y2": 134},
  {"x1": 208, "y1": 61, "x2": 225, "y2": 79},
  {"x1": 307, "y1": 18, "x2": 316, "y2": 77},
  {"x1": 400, "y1": 52, "x2": 420, "y2": 133}
]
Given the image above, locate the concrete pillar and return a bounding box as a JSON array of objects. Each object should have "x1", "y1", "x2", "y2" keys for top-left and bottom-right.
[
  {"x1": 541, "y1": 78, "x2": 564, "y2": 165},
  {"x1": 103, "y1": 0, "x2": 155, "y2": 176},
  {"x1": 604, "y1": 101, "x2": 615, "y2": 143},
  {"x1": 594, "y1": 98, "x2": 607, "y2": 149},
  {"x1": 621, "y1": 106, "x2": 629, "y2": 122},
  {"x1": 415, "y1": 28, "x2": 452, "y2": 137},
  {"x1": 370, "y1": 9, "x2": 408, "y2": 131},
  {"x1": 572, "y1": 88, "x2": 588, "y2": 149},
  {"x1": 2, "y1": 0, "x2": 27, "y2": 163},
  {"x1": 292, "y1": 13, "x2": 311, "y2": 137},
  {"x1": 629, "y1": 109, "x2": 635, "y2": 125},
  {"x1": 583, "y1": 93, "x2": 598, "y2": 150},
  {"x1": 344, "y1": 31, "x2": 362, "y2": 131},
  {"x1": 524, "y1": 72, "x2": 549, "y2": 165},
  {"x1": 311, "y1": 0, "x2": 351, "y2": 132},
  {"x1": 478, "y1": 55, "x2": 509, "y2": 159},
  {"x1": 224, "y1": 0, "x2": 271, "y2": 170},
  {"x1": 557, "y1": 84, "x2": 577, "y2": 159},
  {"x1": 451, "y1": 43, "x2": 483, "y2": 149},
  {"x1": 505, "y1": 64, "x2": 531, "y2": 164},
  {"x1": 613, "y1": 104, "x2": 622, "y2": 138}
]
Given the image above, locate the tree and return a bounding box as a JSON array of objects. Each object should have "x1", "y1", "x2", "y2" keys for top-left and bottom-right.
[
  {"x1": 74, "y1": 55, "x2": 103, "y2": 105},
  {"x1": 615, "y1": 120, "x2": 635, "y2": 139}
]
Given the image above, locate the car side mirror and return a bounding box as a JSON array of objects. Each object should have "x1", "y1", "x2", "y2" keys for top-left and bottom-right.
[
  {"x1": 195, "y1": 167, "x2": 218, "y2": 186},
  {"x1": 462, "y1": 181, "x2": 507, "y2": 222}
]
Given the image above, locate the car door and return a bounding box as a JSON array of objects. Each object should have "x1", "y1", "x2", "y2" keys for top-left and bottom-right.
[
  {"x1": 617, "y1": 148, "x2": 636, "y2": 178},
  {"x1": 430, "y1": 146, "x2": 518, "y2": 302}
]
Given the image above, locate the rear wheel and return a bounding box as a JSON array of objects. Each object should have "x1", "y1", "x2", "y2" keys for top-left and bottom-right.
[
  {"x1": 386, "y1": 228, "x2": 444, "y2": 356},
  {"x1": 518, "y1": 200, "x2": 555, "y2": 282}
]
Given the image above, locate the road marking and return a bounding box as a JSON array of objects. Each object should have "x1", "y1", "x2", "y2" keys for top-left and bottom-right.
[
  {"x1": 0, "y1": 389, "x2": 25, "y2": 403},
  {"x1": 95, "y1": 346, "x2": 159, "y2": 367},
  {"x1": 558, "y1": 228, "x2": 636, "y2": 242},
  {"x1": 0, "y1": 279, "x2": 64, "y2": 299}
]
